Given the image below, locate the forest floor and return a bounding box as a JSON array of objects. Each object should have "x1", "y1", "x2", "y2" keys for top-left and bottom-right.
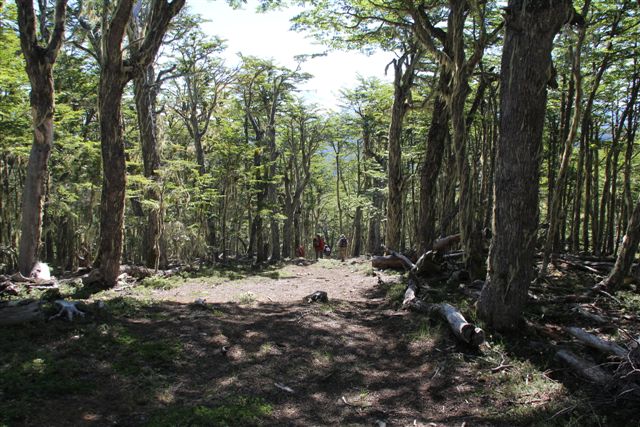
[{"x1": 1, "y1": 257, "x2": 639, "y2": 426}]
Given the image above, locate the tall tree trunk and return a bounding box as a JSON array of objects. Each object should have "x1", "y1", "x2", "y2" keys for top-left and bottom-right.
[
  {"x1": 541, "y1": 18, "x2": 587, "y2": 274},
  {"x1": 386, "y1": 49, "x2": 420, "y2": 250},
  {"x1": 606, "y1": 147, "x2": 620, "y2": 255},
  {"x1": 267, "y1": 131, "x2": 281, "y2": 262},
  {"x1": 133, "y1": 65, "x2": 162, "y2": 269},
  {"x1": 447, "y1": 0, "x2": 491, "y2": 278},
  {"x1": 352, "y1": 206, "x2": 363, "y2": 256},
  {"x1": 478, "y1": 0, "x2": 576, "y2": 330},
  {"x1": 282, "y1": 204, "x2": 294, "y2": 258},
  {"x1": 97, "y1": 0, "x2": 185, "y2": 286},
  {"x1": 592, "y1": 139, "x2": 600, "y2": 254},
  {"x1": 418, "y1": 69, "x2": 450, "y2": 253},
  {"x1": 571, "y1": 136, "x2": 585, "y2": 251},
  {"x1": 97, "y1": 68, "x2": 128, "y2": 284},
  {"x1": 16, "y1": 0, "x2": 67, "y2": 275},
  {"x1": 621, "y1": 72, "x2": 639, "y2": 233},
  {"x1": 583, "y1": 139, "x2": 592, "y2": 252},
  {"x1": 367, "y1": 184, "x2": 384, "y2": 255},
  {"x1": 600, "y1": 194, "x2": 640, "y2": 292},
  {"x1": 439, "y1": 142, "x2": 457, "y2": 236},
  {"x1": 352, "y1": 144, "x2": 363, "y2": 256}
]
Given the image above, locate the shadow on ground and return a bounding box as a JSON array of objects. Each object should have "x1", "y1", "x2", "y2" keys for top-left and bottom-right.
[{"x1": 1, "y1": 276, "x2": 633, "y2": 426}]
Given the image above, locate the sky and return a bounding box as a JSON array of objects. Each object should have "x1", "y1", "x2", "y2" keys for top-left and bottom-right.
[{"x1": 187, "y1": 0, "x2": 393, "y2": 110}]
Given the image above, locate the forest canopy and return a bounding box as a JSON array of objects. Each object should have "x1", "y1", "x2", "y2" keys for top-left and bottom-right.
[{"x1": 0, "y1": 0, "x2": 638, "y2": 329}]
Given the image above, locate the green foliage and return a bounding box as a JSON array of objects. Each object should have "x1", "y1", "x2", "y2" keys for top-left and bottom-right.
[
  {"x1": 384, "y1": 281, "x2": 406, "y2": 305},
  {"x1": 237, "y1": 291, "x2": 256, "y2": 305},
  {"x1": 146, "y1": 396, "x2": 273, "y2": 427},
  {"x1": 140, "y1": 276, "x2": 175, "y2": 290},
  {"x1": 0, "y1": 4, "x2": 29, "y2": 155}
]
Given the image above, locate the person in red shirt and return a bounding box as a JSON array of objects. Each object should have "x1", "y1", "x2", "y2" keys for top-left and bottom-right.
[{"x1": 313, "y1": 234, "x2": 325, "y2": 260}]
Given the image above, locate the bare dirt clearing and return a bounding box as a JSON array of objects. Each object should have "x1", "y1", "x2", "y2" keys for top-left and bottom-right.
[{"x1": 152, "y1": 259, "x2": 378, "y2": 304}]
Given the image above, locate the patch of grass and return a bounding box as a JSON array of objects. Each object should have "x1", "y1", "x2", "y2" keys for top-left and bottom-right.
[
  {"x1": 408, "y1": 319, "x2": 435, "y2": 341},
  {"x1": 258, "y1": 270, "x2": 280, "y2": 280},
  {"x1": 472, "y1": 349, "x2": 590, "y2": 426},
  {"x1": 257, "y1": 343, "x2": 273, "y2": 357},
  {"x1": 319, "y1": 302, "x2": 338, "y2": 313},
  {"x1": 237, "y1": 292, "x2": 256, "y2": 305},
  {"x1": 187, "y1": 265, "x2": 250, "y2": 282},
  {"x1": 619, "y1": 290, "x2": 640, "y2": 314},
  {"x1": 146, "y1": 396, "x2": 273, "y2": 427},
  {"x1": 385, "y1": 282, "x2": 407, "y2": 305},
  {"x1": 312, "y1": 348, "x2": 334, "y2": 365},
  {"x1": 106, "y1": 296, "x2": 160, "y2": 318},
  {"x1": 1, "y1": 354, "x2": 93, "y2": 397},
  {"x1": 140, "y1": 276, "x2": 175, "y2": 290},
  {"x1": 110, "y1": 330, "x2": 183, "y2": 376},
  {"x1": 0, "y1": 347, "x2": 96, "y2": 424}
]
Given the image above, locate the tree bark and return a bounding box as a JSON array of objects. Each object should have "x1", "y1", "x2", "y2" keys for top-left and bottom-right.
[
  {"x1": 541, "y1": 15, "x2": 587, "y2": 275},
  {"x1": 566, "y1": 327, "x2": 627, "y2": 358},
  {"x1": 132, "y1": 65, "x2": 163, "y2": 269},
  {"x1": 599, "y1": 194, "x2": 640, "y2": 292},
  {"x1": 97, "y1": 0, "x2": 185, "y2": 286},
  {"x1": 417, "y1": 72, "x2": 449, "y2": 254},
  {"x1": 16, "y1": 0, "x2": 68, "y2": 275},
  {"x1": 478, "y1": 0, "x2": 576, "y2": 330},
  {"x1": 386, "y1": 48, "x2": 420, "y2": 251}
]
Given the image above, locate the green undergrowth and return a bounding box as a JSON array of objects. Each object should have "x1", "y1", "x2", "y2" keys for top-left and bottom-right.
[
  {"x1": 0, "y1": 297, "x2": 186, "y2": 424},
  {"x1": 384, "y1": 281, "x2": 406, "y2": 306},
  {"x1": 145, "y1": 396, "x2": 273, "y2": 427}
]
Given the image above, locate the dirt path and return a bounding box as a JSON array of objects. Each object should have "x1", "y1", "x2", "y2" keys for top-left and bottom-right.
[
  {"x1": 154, "y1": 258, "x2": 379, "y2": 304},
  {"x1": 132, "y1": 259, "x2": 493, "y2": 426}
]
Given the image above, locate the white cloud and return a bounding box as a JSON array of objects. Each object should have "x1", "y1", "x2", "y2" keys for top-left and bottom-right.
[{"x1": 187, "y1": 0, "x2": 392, "y2": 109}]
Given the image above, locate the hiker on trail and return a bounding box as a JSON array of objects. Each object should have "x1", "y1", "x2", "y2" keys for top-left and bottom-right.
[
  {"x1": 313, "y1": 234, "x2": 324, "y2": 260},
  {"x1": 338, "y1": 234, "x2": 348, "y2": 261},
  {"x1": 295, "y1": 244, "x2": 305, "y2": 258},
  {"x1": 324, "y1": 244, "x2": 332, "y2": 257}
]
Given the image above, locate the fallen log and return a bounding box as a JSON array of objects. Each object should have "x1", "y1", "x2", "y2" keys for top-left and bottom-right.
[
  {"x1": 81, "y1": 269, "x2": 104, "y2": 285},
  {"x1": 433, "y1": 234, "x2": 460, "y2": 253},
  {"x1": 402, "y1": 279, "x2": 419, "y2": 306},
  {"x1": 120, "y1": 264, "x2": 154, "y2": 279},
  {"x1": 372, "y1": 255, "x2": 409, "y2": 270},
  {"x1": 403, "y1": 297, "x2": 485, "y2": 346},
  {"x1": 383, "y1": 246, "x2": 416, "y2": 270},
  {"x1": 570, "y1": 305, "x2": 609, "y2": 325},
  {"x1": 373, "y1": 246, "x2": 418, "y2": 271},
  {"x1": 555, "y1": 348, "x2": 613, "y2": 386},
  {"x1": 558, "y1": 258, "x2": 603, "y2": 275},
  {"x1": 432, "y1": 303, "x2": 485, "y2": 346},
  {"x1": 0, "y1": 280, "x2": 19, "y2": 296},
  {"x1": 563, "y1": 254, "x2": 617, "y2": 263},
  {"x1": 0, "y1": 300, "x2": 43, "y2": 325},
  {"x1": 414, "y1": 251, "x2": 442, "y2": 276},
  {"x1": 443, "y1": 250, "x2": 464, "y2": 260},
  {"x1": 566, "y1": 327, "x2": 627, "y2": 358}
]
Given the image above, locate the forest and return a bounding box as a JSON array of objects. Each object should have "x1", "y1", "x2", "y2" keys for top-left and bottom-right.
[{"x1": 1, "y1": 0, "x2": 639, "y2": 425}]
